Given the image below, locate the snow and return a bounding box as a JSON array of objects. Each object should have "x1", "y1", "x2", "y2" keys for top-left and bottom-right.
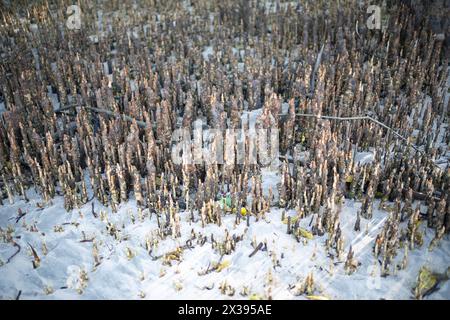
[
  {"x1": 241, "y1": 108, "x2": 262, "y2": 126},
  {"x1": 47, "y1": 86, "x2": 60, "y2": 111},
  {"x1": 0, "y1": 11, "x2": 448, "y2": 300},
  {"x1": 202, "y1": 46, "x2": 214, "y2": 61},
  {"x1": 88, "y1": 35, "x2": 99, "y2": 43},
  {"x1": 354, "y1": 151, "x2": 375, "y2": 166},
  {"x1": 130, "y1": 80, "x2": 138, "y2": 92},
  {"x1": 0, "y1": 179, "x2": 449, "y2": 299}
]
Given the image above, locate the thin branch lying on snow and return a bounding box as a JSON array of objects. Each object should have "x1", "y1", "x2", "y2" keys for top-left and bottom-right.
[
  {"x1": 60, "y1": 104, "x2": 444, "y2": 172},
  {"x1": 195, "y1": 283, "x2": 215, "y2": 290},
  {"x1": 56, "y1": 104, "x2": 152, "y2": 129},
  {"x1": 15, "y1": 209, "x2": 27, "y2": 223},
  {"x1": 79, "y1": 239, "x2": 95, "y2": 243},
  {"x1": 91, "y1": 202, "x2": 97, "y2": 219},
  {"x1": 248, "y1": 242, "x2": 264, "y2": 258},
  {"x1": 5, "y1": 241, "x2": 21, "y2": 265},
  {"x1": 287, "y1": 113, "x2": 444, "y2": 170}
]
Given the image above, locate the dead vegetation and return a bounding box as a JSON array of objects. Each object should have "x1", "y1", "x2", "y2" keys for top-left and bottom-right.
[{"x1": 0, "y1": 0, "x2": 448, "y2": 299}]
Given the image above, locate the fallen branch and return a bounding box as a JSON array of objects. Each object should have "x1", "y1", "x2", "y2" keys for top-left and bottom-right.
[
  {"x1": 15, "y1": 209, "x2": 27, "y2": 223},
  {"x1": 56, "y1": 104, "x2": 152, "y2": 129},
  {"x1": 283, "y1": 112, "x2": 443, "y2": 171},
  {"x1": 196, "y1": 283, "x2": 215, "y2": 290},
  {"x1": 5, "y1": 241, "x2": 21, "y2": 264},
  {"x1": 62, "y1": 222, "x2": 79, "y2": 226},
  {"x1": 79, "y1": 239, "x2": 95, "y2": 243},
  {"x1": 248, "y1": 242, "x2": 263, "y2": 258},
  {"x1": 59, "y1": 104, "x2": 444, "y2": 172},
  {"x1": 422, "y1": 281, "x2": 442, "y2": 298},
  {"x1": 309, "y1": 44, "x2": 325, "y2": 98},
  {"x1": 91, "y1": 202, "x2": 97, "y2": 218}
]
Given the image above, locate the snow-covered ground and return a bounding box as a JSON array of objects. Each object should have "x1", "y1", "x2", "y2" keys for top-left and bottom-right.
[
  {"x1": 0, "y1": 105, "x2": 449, "y2": 300},
  {"x1": 0, "y1": 181, "x2": 449, "y2": 300}
]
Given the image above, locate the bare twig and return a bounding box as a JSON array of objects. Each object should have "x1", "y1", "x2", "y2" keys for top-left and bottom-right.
[
  {"x1": 5, "y1": 241, "x2": 21, "y2": 264},
  {"x1": 197, "y1": 283, "x2": 215, "y2": 290},
  {"x1": 248, "y1": 242, "x2": 264, "y2": 258},
  {"x1": 79, "y1": 239, "x2": 95, "y2": 243},
  {"x1": 56, "y1": 104, "x2": 152, "y2": 129},
  {"x1": 60, "y1": 104, "x2": 442, "y2": 171},
  {"x1": 91, "y1": 202, "x2": 97, "y2": 219},
  {"x1": 284, "y1": 113, "x2": 443, "y2": 170},
  {"x1": 309, "y1": 44, "x2": 325, "y2": 98},
  {"x1": 15, "y1": 209, "x2": 27, "y2": 223}
]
